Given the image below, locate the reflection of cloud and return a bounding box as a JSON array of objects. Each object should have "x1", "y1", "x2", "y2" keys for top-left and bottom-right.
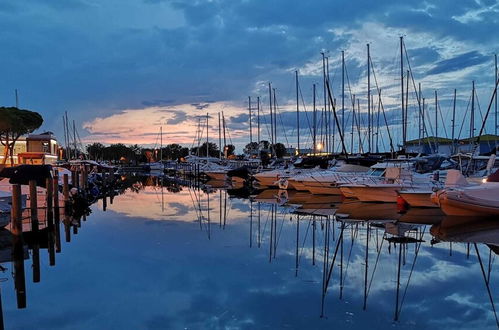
[{"x1": 99, "y1": 186, "x2": 248, "y2": 222}]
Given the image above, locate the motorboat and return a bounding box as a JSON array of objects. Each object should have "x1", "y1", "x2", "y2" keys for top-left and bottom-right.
[{"x1": 433, "y1": 169, "x2": 499, "y2": 216}]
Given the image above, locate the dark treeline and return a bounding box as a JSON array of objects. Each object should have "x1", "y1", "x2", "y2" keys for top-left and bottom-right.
[{"x1": 85, "y1": 142, "x2": 236, "y2": 163}]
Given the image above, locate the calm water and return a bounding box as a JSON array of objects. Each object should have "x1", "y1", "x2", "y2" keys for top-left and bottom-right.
[{"x1": 1, "y1": 176, "x2": 498, "y2": 329}]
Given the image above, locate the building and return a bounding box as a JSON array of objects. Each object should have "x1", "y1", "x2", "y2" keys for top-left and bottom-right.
[
  {"x1": 458, "y1": 134, "x2": 499, "y2": 155},
  {"x1": 405, "y1": 135, "x2": 499, "y2": 156},
  {"x1": 405, "y1": 137, "x2": 454, "y2": 155},
  {"x1": 0, "y1": 132, "x2": 60, "y2": 165}
]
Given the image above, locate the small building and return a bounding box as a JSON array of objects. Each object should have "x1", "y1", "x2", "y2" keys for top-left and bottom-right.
[
  {"x1": 405, "y1": 137, "x2": 454, "y2": 155},
  {"x1": 458, "y1": 134, "x2": 499, "y2": 155},
  {"x1": 0, "y1": 132, "x2": 60, "y2": 165}
]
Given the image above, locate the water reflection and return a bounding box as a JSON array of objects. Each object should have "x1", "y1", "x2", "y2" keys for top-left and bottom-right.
[{"x1": 0, "y1": 175, "x2": 498, "y2": 329}]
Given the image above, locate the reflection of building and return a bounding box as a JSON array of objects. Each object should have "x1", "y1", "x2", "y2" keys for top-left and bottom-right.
[{"x1": 0, "y1": 132, "x2": 60, "y2": 165}]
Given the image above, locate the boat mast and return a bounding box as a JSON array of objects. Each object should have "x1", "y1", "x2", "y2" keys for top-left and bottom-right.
[
  {"x1": 321, "y1": 52, "x2": 327, "y2": 153},
  {"x1": 342, "y1": 50, "x2": 345, "y2": 142},
  {"x1": 218, "y1": 112, "x2": 222, "y2": 159},
  {"x1": 471, "y1": 81, "x2": 475, "y2": 141},
  {"x1": 400, "y1": 36, "x2": 405, "y2": 150},
  {"x1": 367, "y1": 43, "x2": 371, "y2": 153},
  {"x1": 160, "y1": 126, "x2": 163, "y2": 161},
  {"x1": 257, "y1": 96, "x2": 261, "y2": 145},
  {"x1": 296, "y1": 70, "x2": 300, "y2": 155},
  {"x1": 248, "y1": 96, "x2": 252, "y2": 145},
  {"x1": 222, "y1": 112, "x2": 227, "y2": 157},
  {"x1": 452, "y1": 89, "x2": 457, "y2": 153},
  {"x1": 327, "y1": 57, "x2": 333, "y2": 154},
  {"x1": 351, "y1": 94, "x2": 355, "y2": 154},
  {"x1": 435, "y1": 90, "x2": 438, "y2": 152},
  {"x1": 206, "y1": 112, "x2": 209, "y2": 158},
  {"x1": 273, "y1": 88, "x2": 278, "y2": 147},
  {"x1": 313, "y1": 83, "x2": 317, "y2": 154},
  {"x1": 268, "y1": 83, "x2": 274, "y2": 154},
  {"x1": 495, "y1": 54, "x2": 498, "y2": 149}
]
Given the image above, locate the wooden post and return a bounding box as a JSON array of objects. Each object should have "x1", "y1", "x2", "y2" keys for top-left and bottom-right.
[
  {"x1": 11, "y1": 184, "x2": 22, "y2": 236},
  {"x1": 29, "y1": 180, "x2": 38, "y2": 233},
  {"x1": 29, "y1": 180, "x2": 41, "y2": 283},
  {"x1": 75, "y1": 171, "x2": 80, "y2": 190},
  {"x1": 63, "y1": 174, "x2": 69, "y2": 206},
  {"x1": 46, "y1": 178, "x2": 55, "y2": 266},
  {"x1": 71, "y1": 170, "x2": 76, "y2": 187},
  {"x1": 46, "y1": 178, "x2": 53, "y2": 230}
]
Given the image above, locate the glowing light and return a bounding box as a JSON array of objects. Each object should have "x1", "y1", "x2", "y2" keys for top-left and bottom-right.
[
  {"x1": 482, "y1": 178, "x2": 487, "y2": 183},
  {"x1": 316, "y1": 143, "x2": 323, "y2": 150}
]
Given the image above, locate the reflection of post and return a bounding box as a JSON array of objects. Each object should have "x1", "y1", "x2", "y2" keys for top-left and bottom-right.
[
  {"x1": 103, "y1": 194, "x2": 107, "y2": 211},
  {"x1": 64, "y1": 216, "x2": 71, "y2": 243},
  {"x1": 46, "y1": 179, "x2": 56, "y2": 266},
  {"x1": 13, "y1": 237, "x2": 26, "y2": 309},
  {"x1": 0, "y1": 284, "x2": 5, "y2": 329}
]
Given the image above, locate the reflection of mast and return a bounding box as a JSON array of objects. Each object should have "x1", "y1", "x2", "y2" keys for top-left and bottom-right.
[
  {"x1": 295, "y1": 214, "x2": 299, "y2": 277},
  {"x1": 363, "y1": 224, "x2": 370, "y2": 310},
  {"x1": 249, "y1": 200, "x2": 253, "y2": 248},
  {"x1": 258, "y1": 202, "x2": 261, "y2": 248},
  {"x1": 312, "y1": 216, "x2": 316, "y2": 265},
  {"x1": 474, "y1": 243, "x2": 499, "y2": 328}
]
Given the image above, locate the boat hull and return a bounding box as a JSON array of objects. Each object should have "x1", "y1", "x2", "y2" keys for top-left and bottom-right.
[
  {"x1": 340, "y1": 185, "x2": 399, "y2": 202},
  {"x1": 399, "y1": 191, "x2": 436, "y2": 208}
]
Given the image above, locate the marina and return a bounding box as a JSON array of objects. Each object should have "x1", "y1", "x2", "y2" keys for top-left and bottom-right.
[{"x1": 1, "y1": 1, "x2": 499, "y2": 328}]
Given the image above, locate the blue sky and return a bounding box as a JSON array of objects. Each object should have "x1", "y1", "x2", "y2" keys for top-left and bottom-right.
[{"x1": 1, "y1": 0, "x2": 498, "y2": 151}]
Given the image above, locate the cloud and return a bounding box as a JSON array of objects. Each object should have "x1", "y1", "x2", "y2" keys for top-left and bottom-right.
[
  {"x1": 1, "y1": 0, "x2": 498, "y2": 151},
  {"x1": 427, "y1": 51, "x2": 489, "y2": 75}
]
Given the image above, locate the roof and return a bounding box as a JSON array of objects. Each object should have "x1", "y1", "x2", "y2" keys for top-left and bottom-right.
[
  {"x1": 459, "y1": 134, "x2": 499, "y2": 142},
  {"x1": 405, "y1": 136, "x2": 453, "y2": 145}
]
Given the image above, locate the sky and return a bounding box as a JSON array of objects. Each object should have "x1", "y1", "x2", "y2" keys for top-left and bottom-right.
[{"x1": 1, "y1": 0, "x2": 499, "y2": 152}]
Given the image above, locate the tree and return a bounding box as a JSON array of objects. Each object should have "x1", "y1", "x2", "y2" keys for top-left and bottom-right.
[
  {"x1": 161, "y1": 144, "x2": 189, "y2": 160},
  {"x1": 272, "y1": 143, "x2": 287, "y2": 158},
  {"x1": 190, "y1": 142, "x2": 219, "y2": 157},
  {"x1": 86, "y1": 142, "x2": 105, "y2": 160},
  {"x1": 225, "y1": 144, "x2": 235, "y2": 157},
  {"x1": 243, "y1": 142, "x2": 258, "y2": 155},
  {"x1": 0, "y1": 107, "x2": 43, "y2": 165}
]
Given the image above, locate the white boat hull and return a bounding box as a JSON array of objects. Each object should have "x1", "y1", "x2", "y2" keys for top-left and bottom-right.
[
  {"x1": 340, "y1": 185, "x2": 400, "y2": 203},
  {"x1": 399, "y1": 191, "x2": 436, "y2": 208}
]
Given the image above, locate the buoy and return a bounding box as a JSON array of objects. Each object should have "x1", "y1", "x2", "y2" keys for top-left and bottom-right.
[{"x1": 397, "y1": 195, "x2": 408, "y2": 212}]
